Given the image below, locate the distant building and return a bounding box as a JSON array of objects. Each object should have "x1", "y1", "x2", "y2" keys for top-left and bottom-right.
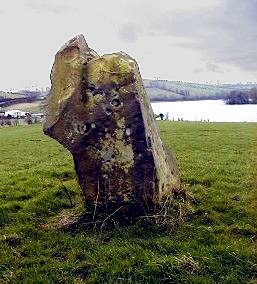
[
  {"x1": 4, "y1": 109, "x2": 27, "y2": 118},
  {"x1": 31, "y1": 113, "x2": 45, "y2": 118}
]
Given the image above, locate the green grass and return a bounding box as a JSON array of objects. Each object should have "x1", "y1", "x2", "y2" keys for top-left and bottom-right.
[{"x1": 0, "y1": 122, "x2": 257, "y2": 283}]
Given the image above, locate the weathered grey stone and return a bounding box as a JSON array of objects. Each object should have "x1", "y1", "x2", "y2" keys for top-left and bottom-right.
[{"x1": 44, "y1": 35, "x2": 180, "y2": 218}]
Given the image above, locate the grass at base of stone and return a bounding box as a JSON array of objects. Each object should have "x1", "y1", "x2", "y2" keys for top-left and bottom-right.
[{"x1": 0, "y1": 122, "x2": 257, "y2": 283}]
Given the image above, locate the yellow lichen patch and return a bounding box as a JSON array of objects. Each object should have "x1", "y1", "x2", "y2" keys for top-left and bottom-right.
[
  {"x1": 99, "y1": 136, "x2": 134, "y2": 175},
  {"x1": 115, "y1": 128, "x2": 124, "y2": 140},
  {"x1": 84, "y1": 92, "x2": 104, "y2": 113},
  {"x1": 116, "y1": 116, "x2": 125, "y2": 129},
  {"x1": 114, "y1": 115, "x2": 126, "y2": 140},
  {"x1": 83, "y1": 54, "x2": 135, "y2": 88},
  {"x1": 114, "y1": 140, "x2": 134, "y2": 173}
]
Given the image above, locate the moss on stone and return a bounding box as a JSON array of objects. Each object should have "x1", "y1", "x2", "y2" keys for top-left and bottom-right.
[{"x1": 83, "y1": 54, "x2": 135, "y2": 89}]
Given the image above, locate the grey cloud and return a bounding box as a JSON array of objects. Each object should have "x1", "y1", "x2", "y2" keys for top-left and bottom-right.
[
  {"x1": 24, "y1": 0, "x2": 76, "y2": 15},
  {"x1": 206, "y1": 62, "x2": 224, "y2": 73},
  {"x1": 152, "y1": 0, "x2": 257, "y2": 73},
  {"x1": 118, "y1": 23, "x2": 141, "y2": 43},
  {"x1": 192, "y1": 67, "x2": 204, "y2": 74}
]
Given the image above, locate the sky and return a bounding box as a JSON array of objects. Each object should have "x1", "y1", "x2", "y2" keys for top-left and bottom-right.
[{"x1": 1, "y1": 0, "x2": 257, "y2": 90}]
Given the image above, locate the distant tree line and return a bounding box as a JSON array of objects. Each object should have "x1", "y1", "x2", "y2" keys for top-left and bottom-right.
[
  {"x1": 148, "y1": 80, "x2": 190, "y2": 97},
  {"x1": 224, "y1": 88, "x2": 257, "y2": 105},
  {"x1": 0, "y1": 97, "x2": 38, "y2": 108},
  {"x1": 149, "y1": 93, "x2": 227, "y2": 102},
  {"x1": 19, "y1": 90, "x2": 42, "y2": 99},
  {"x1": 144, "y1": 79, "x2": 257, "y2": 102}
]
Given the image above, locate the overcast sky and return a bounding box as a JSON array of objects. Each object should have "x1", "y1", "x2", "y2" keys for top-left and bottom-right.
[{"x1": 1, "y1": 0, "x2": 257, "y2": 90}]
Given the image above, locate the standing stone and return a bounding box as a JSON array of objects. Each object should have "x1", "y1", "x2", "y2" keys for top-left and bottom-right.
[{"x1": 44, "y1": 35, "x2": 180, "y2": 218}]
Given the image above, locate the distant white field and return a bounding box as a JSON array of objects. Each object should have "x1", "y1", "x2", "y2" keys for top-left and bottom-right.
[{"x1": 4, "y1": 101, "x2": 43, "y2": 113}]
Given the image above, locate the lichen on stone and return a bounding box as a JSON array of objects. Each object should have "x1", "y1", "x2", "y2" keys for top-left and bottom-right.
[{"x1": 83, "y1": 54, "x2": 135, "y2": 90}]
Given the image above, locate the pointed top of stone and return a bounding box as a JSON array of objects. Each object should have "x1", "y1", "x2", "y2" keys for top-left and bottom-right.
[
  {"x1": 59, "y1": 34, "x2": 87, "y2": 52},
  {"x1": 57, "y1": 34, "x2": 99, "y2": 61}
]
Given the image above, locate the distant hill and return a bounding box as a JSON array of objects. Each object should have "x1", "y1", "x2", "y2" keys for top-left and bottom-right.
[
  {"x1": 143, "y1": 79, "x2": 257, "y2": 101},
  {"x1": 1, "y1": 81, "x2": 257, "y2": 109},
  {"x1": 0, "y1": 89, "x2": 48, "y2": 109},
  {"x1": 0, "y1": 91, "x2": 25, "y2": 100}
]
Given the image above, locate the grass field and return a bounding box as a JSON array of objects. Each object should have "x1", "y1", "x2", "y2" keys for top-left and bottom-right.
[{"x1": 0, "y1": 122, "x2": 257, "y2": 283}]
